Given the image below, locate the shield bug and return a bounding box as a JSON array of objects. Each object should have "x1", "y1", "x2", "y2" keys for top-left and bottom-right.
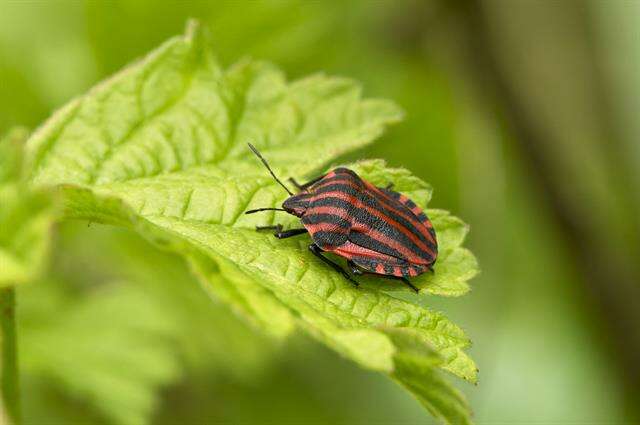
[{"x1": 245, "y1": 143, "x2": 437, "y2": 293}]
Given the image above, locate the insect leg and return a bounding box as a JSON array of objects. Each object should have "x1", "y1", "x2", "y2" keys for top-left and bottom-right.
[
  {"x1": 289, "y1": 174, "x2": 325, "y2": 191},
  {"x1": 347, "y1": 260, "x2": 364, "y2": 275},
  {"x1": 288, "y1": 178, "x2": 303, "y2": 190},
  {"x1": 309, "y1": 244, "x2": 359, "y2": 287},
  {"x1": 399, "y1": 277, "x2": 420, "y2": 293},
  {"x1": 274, "y1": 228, "x2": 308, "y2": 239},
  {"x1": 385, "y1": 182, "x2": 394, "y2": 190},
  {"x1": 256, "y1": 225, "x2": 308, "y2": 239}
]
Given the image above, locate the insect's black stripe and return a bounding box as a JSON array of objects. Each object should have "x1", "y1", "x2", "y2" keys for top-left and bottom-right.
[
  {"x1": 349, "y1": 231, "x2": 412, "y2": 264},
  {"x1": 426, "y1": 224, "x2": 436, "y2": 239},
  {"x1": 311, "y1": 189, "x2": 436, "y2": 252},
  {"x1": 312, "y1": 177, "x2": 361, "y2": 193},
  {"x1": 352, "y1": 257, "x2": 377, "y2": 269},
  {"x1": 360, "y1": 190, "x2": 436, "y2": 248},
  {"x1": 311, "y1": 171, "x2": 362, "y2": 188},
  {"x1": 378, "y1": 187, "x2": 432, "y2": 224},
  {"x1": 375, "y1": 187, "x2": 424, "y2": 218},
  {"x1": 383, "y1": 264, "x2": 395, "y2": 275},
  {"x1": 378, "y1": 187, "x2": 401, "y2": 200},
  {"x1": 314, "y1": 183, "x2": 346, "y2": 195},
  {"x1": 351, "y1": 256, "x2": 404, "y2": 267},
  {"x1": 311, "y1": 230, "x2": 349, "y2": 247},
  {"x1": 404, "y1": 199, "x2": 417, "y2": 209},
  {"x1": 333, "y1": 167, "x2": 359, "y2": 177},
  {"x1": 310, "y1": 197, "x2": 434, "y2": 260},
  {"x1": 302, "y1": 213, "x2": 350, "y2": 229}
]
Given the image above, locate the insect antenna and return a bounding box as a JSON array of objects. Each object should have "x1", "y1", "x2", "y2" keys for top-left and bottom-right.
[
  {"x1": 245, "y1": 207, "x2": 288, "y2": 215},
  {"x1": 247, "y1": 143, "x2": 294, "y2": 196}
]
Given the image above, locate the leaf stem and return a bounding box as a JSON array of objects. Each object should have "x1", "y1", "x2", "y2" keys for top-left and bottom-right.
[{"x1": 0, "y1": 287, "x2": 20, "y2": 424}]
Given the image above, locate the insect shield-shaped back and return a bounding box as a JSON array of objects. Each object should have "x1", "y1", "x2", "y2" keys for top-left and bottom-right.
[{"x1": 244, "y1": 143, "x2": 437, "y2": 294}]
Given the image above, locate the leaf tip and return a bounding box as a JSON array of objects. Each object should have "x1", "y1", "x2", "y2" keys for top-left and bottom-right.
[{"x1": 184, "y1": 18, "x2": 202, "y2": 40}]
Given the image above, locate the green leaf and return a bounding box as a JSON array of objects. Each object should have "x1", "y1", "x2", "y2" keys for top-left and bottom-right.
[
  {"x1": 64, "y1": 221, "x2": 279, "y2": 380},
  {"x1": 394, "y1": 356, "x2": 473, "y2": 425},
  {"x1": 19, "y1": 279, "x2": 182, "y2": 425},
  {"x1": 19, "y1": 221, "x2": 279, "y2": 425},
  {"x1": 25, "y1": 21, "x2": 478, "y2": 423},
  {"x1": 385, "y1": 327, "x2": 473, "y2": 425},
  {"x1": 0, "y1": 128, "x2": 56, "y2": 287}
]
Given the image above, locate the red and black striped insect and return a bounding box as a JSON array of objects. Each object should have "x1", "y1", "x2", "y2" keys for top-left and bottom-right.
[{"x1": 245, "y1": 144, "x2": 437, "y2": 293}]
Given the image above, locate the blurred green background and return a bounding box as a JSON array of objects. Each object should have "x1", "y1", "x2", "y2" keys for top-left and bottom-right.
[{"x1": 2, "y1": 0, "x2": 639, "y2": 423}]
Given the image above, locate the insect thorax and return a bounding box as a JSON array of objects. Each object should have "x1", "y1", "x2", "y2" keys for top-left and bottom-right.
[{"x1": 282, "y1": 192, "x2": 312, "y2": 217}]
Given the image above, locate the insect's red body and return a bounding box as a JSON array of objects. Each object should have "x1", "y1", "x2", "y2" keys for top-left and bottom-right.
[
  {"x1": 283, "y1": 168, "x2": 437, "y2": 278},
  {"x1": 246, "y1": 144, "x2": 437, "y2": 292}
]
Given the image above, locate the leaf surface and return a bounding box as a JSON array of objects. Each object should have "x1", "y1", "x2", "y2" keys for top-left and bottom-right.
[
  {"x1": 19, "y1": 222, "x2": 277, "y2": 425},
  {"x1": 25, "y1": 21, "x2": 478, "y2": 423},
  {"x1": 0, "y1": 128, "x2": 56, "y2": 287}
]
